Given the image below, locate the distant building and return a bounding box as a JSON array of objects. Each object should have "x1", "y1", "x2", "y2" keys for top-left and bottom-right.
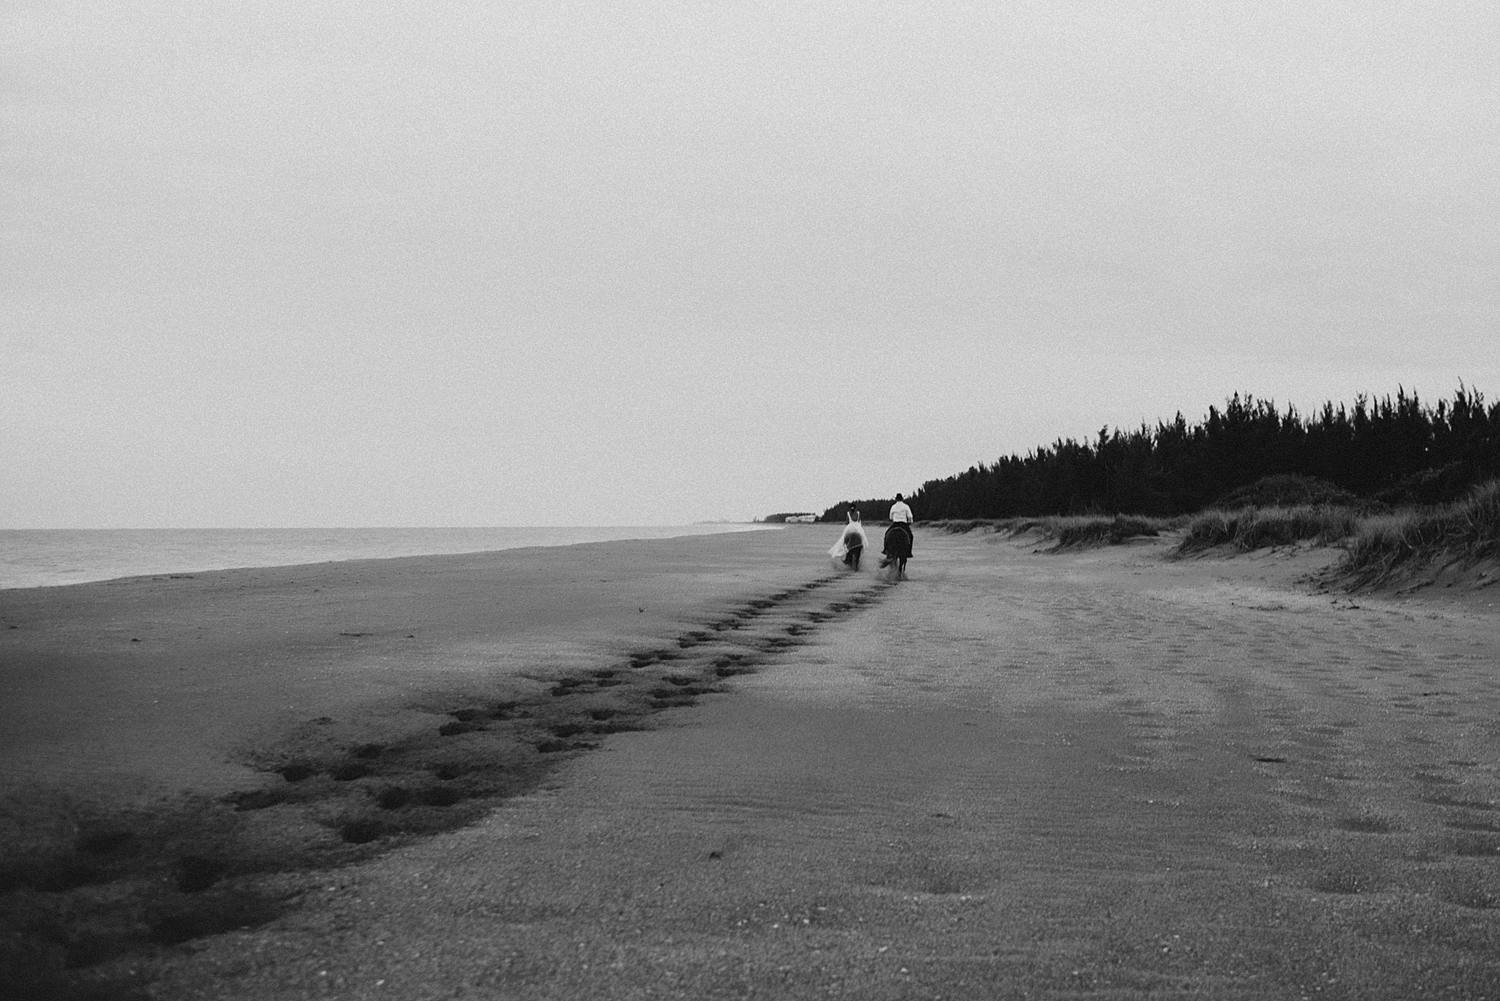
[{"x1": 786, "y1": 514, "x2": 818, "y2": 523}]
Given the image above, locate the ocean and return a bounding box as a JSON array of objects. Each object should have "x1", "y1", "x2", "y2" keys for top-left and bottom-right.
[{"x1": 0, "y1": 525, "x2": 774, "y2": 590}]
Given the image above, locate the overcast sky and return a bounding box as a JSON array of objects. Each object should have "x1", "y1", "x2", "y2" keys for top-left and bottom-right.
[{"x1": 5, "y1": 1, "x2": 1497, "y2": 527}]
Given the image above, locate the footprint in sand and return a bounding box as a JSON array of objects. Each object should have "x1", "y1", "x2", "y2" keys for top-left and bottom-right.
[{"x1": 1334, "y1": 815, "x2": 1398, "y2": 834}]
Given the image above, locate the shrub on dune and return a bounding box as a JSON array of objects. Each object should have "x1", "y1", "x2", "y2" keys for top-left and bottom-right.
[
  {"x1": 1178, "y1": 511, "x2": 1240, "y2": 552},
  {"x1": 1237, "y1": 506, "x2": 1361, "y2": 549},
  {"x1": 1211, "y1": 474, "x2": 1360, "y2": 510},
  {"x1": 1337, "y1": 479, "x2": 1500, "y2": 587},
  {"x1": 1051, "y1": 514, "x2": 1164, "y2": 550},
  {"x1": 1177, "y1": 505, "x2": 1359, "y2": 554},
  {"x1": 938, "y1": 515, "x2": 1165, "y2": 548}
]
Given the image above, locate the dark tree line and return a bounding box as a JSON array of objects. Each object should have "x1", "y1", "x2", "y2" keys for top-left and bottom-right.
[{"x1": 818, "y1": 386, "x2": 1500, "y2": 522}]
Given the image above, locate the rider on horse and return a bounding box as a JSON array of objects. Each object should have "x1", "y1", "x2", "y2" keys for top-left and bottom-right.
[{"x1": 881, "y1": 494, "x2": 914, "y2": 579}]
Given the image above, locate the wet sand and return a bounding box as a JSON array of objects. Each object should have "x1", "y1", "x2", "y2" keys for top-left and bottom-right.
[
  {"x1": 6, "y1": 527, "x2": 1500, "y2": 998},
  {"x1": 0, "y1": 529, "x2": 815, "y2": 801}
]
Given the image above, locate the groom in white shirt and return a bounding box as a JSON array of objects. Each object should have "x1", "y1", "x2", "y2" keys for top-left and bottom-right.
[{"x1": 888, "y1": 494, "x2": 913, "y2": 524}]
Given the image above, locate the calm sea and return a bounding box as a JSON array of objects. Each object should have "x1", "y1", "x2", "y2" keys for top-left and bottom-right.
[{"x1": 0, "y1": 525, "x2": 773, "y2": 590}]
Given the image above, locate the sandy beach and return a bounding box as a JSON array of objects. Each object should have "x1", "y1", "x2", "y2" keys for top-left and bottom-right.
[{"x1": 5, "y1": 525, "x2": 1500, "y2": 999}]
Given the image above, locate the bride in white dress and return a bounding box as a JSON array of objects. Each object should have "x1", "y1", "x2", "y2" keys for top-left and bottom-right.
[{"x1": 827, "y1": 510, "x2": 867, "y2": 571}]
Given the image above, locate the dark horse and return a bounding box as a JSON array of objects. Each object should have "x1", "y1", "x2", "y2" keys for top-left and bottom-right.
[{"x1": 880, "y1": 523, "x2": 912, "y2": 580}]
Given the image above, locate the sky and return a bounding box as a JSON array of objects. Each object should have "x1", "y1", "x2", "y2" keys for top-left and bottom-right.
[{"x1": 5, "y1": 1, "x2": 1498, "y2": 527}]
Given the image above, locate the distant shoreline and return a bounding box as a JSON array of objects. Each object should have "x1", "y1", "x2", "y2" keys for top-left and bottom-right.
[{"x1": 0, "y1": 523, "x2": 777, "y2": 591}]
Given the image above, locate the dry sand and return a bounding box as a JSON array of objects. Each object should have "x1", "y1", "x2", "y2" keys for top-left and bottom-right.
[{"x1": 5, "y1": 526, "x2": 1500, "y2": 999}]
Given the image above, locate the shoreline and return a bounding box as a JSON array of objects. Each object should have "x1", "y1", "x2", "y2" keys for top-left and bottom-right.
[{"x1": 0, "y1": 523, "x2": 780, "y2": 591}]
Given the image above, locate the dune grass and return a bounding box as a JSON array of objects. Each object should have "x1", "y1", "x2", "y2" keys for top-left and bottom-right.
[
  {"x1": 930, "y1": 519, "x2": 1006, "y2": 535},
  {"x1": 934, "y1": 479, "x2": 1500, "y2": 584},
  {"x1": 1334, "y1": 479, "x2": 1500, "y2": 589},
  {"x1": 1176, "y1": 505, "x2": 1362, "y2": 554},
  {"x1": 934, "y1": 503, "x2": 1361, "y2": 556},
  {"x1": 1050, "y1": 514, "x2": 1166, "y2": 550},
  {"x1": 933, "y1": 515, "x2": 1172, "y2": 549}
]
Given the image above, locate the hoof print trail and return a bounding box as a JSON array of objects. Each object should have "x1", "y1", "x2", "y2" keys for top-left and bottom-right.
[
  {"x1": 536, "y1": 738, "x2": 594, "y2": 754},
  {"x1": 77, "y1": 829, "x2": 134, "y2": 855},
  {"x1": 419, "y1": 786, "x2": 464, "y2": 807},
  {"x1": 9, "y1": 570, "x2": 896, "y2": 998},
  {"x1": 338, "y1": 819, "x2": 387, "y2": 845},
  {"x1": 175, "y1": 855, "x2": 227, "y2": 894},
  {"x1": 548, "y1": 678, "x2": 591, "y2": 696},
  {"x1": 376, "y1": 787, "x2": 411, "y2": 810}
]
